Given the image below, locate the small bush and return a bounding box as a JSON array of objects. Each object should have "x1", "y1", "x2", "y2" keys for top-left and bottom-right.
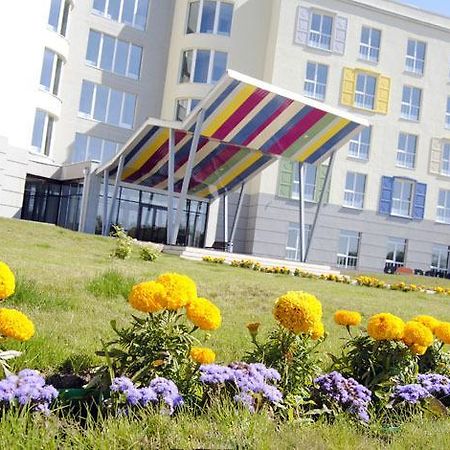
[
  {"x1": 87, "y1": 270, "x2": 135, "y2": 299},
  {"x1": 110, "y1": 225, "x2": 134, "y2": 260},
  {"x1": 139, "y1": 245, "x2": 160, "y2": 262}
]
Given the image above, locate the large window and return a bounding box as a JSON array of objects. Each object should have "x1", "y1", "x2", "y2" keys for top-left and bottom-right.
[
  {"x1": 48, "y1": 0, "x2": 70, "y2": 36},
  {"x1": 308, "y1": 12, "x2": 333, "y2": 50},
  {"x1": 72, "y1": 133, "x2": 120, "y2": 163},
  {"x1": 175, "y1": 98, "x2": 201, "y2": 121},
  {"x1": 431, "y1": 244, "x2": 449, "y2": 271},
  {"x1": 180, "y1": 49, "x2": 227, "y2": 84},
  {"x1": 391, "y1": 178, "x2": 414, "y2": 217},
  {"x1": 86, "y1": 30, "x2": 142, "y2": 80},
  {"x1": 292, "y1": 164, "x2": 317, "y2": 201},
  {"x1": 79, "y1": 80, "x2": 136, "y2": 129},
  {"x1": 442, "y1": 143, "x2": 450, "y2": 176},
  {"x1": 285, "y1": 223, "x2": 312, "y2": 261},
  {"x1": 186, "y1": 1, "x2": 233, "y2": 36},
  {"x1": 39, "y1": 49, "x2": 63, "y2": 96},
  {"x1": 437, "y1": 189, "x2": 450, "y2": 224},
  {"x1": 359, "y1": 26, "x2": 381, "y2": 62},
  {"x1": 354, "y1": 73, "x2": 376, "y2": 110},
  {"x1": 386, "y1": 237, "x2": 406, "y2": 269},
  {"x1": 337, "y1": 230, "x2": 360, "y2": 269},
  {"x1": 304, "y1": 62, "x2": 328, "y2": 100},
  {"x1": 396, "y1": 133, "x2": 417, "y2": 169},
  {"x1": 446, "y1": 96, "x2": 450, "y2": 129},
  {"x1": 400, "y1": 86, "x2": 421, "y2": 121},
  {"x1": 31, "y1": 110, "x2": 54, "y2": 156},
  {"x1": 348, "y1": 127, "x2": 371, "y2": 160},
  {"x1": 92, "y1": 0, "x2": 149, "y2": 30},
  {"x1": 343, "y1": 172, "x2": 366, "y2": 209},
  {"x1": 405, "y1": 39, "x2": 426, "y2": 75}
]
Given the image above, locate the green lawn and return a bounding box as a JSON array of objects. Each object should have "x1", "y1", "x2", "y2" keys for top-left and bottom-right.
[{"x1": 1, "y1": 217, "x2": 450, "y2": 449}]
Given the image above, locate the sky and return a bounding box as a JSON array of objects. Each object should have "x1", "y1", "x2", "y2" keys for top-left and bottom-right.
[{"x1": 396, "y1": 0, "x2": 450, "y2": 17}]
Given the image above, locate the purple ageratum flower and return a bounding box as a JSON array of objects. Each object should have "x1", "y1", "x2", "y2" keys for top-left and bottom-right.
[
  {"x1": 417, "y1": 374, "x2": 450, "y2": 399},
  {"x1": 149, "y1": 377, "x2": 183, "y2": 414},
  {"x1": 0, "y1": 378, "x2": 16, "y2": 402},
  {"x1": 138, "y1": 387, "x2": 157, "y2": 407},
  {"x1": 199, "y1": 364, "x2": 234, "y2": 384},
  {"x1": 248, "y1": 363, "x2": 281, "y2": 382},
  {"x1": 392, "y1": 384, "x2": 430, "y2": 404},
  {"x1": 110, "y1": 376, "x2": 134, "y2": 394},
  {"x1": 234, "y1": 392, "x2": 255, "y2": 413}
]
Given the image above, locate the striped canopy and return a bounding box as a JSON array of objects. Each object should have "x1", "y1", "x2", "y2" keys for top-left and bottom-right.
[{"x1": 99, "y1": 70, "x2": 369, "y2": 200}]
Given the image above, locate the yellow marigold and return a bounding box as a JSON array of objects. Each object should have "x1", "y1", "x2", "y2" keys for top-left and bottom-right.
[
  {"x1": 367, "y1": 313, "x2": 405, "y2": 341},
  {"x1": 128, "y1": 281, "x2": 166, "y2": 313},
  {"x1": 156, "y1": 273, "x2": 197, "y2": 310},
  {"x1": 0, "y1": 261, "x2": 15, "y2": 300},
  {"x1": 246, "y1": 322, "x2": 260, "y2": 338},
  {"x1": 434, "y1": 322, "x2": 450, "y2": 345},
  {"x1": 410, "y1": 344, "x2": 427, "y2": 356},
  {"x1": 334, "y1": 310, "x2": 362, "y2": 327},
  {"x1": 412, "y1": 315, "x2": 440, "y2": 333},
  {"x1": 0, "y1": 308, "x2": 35, "y2": 341},
  {"x1": 311, "y1": 321, "x2": 325, "y2": 340},
  {"x1": 190, "y1": 346, "x2": 216, "y2": 364},
  {"x1": 273, "y1": 291, "x2": 322, "y2": 335},
  {"x1": 186, "y1": 297, "x2": 221, "y2": 330},
  {"x1": 403, "y1": 321, "x2": 434, "y2": 347}
]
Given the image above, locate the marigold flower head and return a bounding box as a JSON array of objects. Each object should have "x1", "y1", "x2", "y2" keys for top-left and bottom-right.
[
  {"x1": 334, "y1": 310, "x2": 362, "y2": 327},
  {"x1": 410, "y1": 344, "x2": 428, "y2": 356},
  {"x1": 0, "y1": 261, "x2": 15, "y2": 301},
  {"x1": 403, "y1": 321, "x2": 434, "y2": 347},
  {"x1": 156, "y1": 273, "x2": 197, "y2": 310},
  {"x1": 128, "y1": 281, "x2": 166, "y2": 313},
  {"x1": 367, "y1": 313, "x2": 405, "y2": 341},
  {"x1": 246, "y1": 322, "x2": 260, "y2": 338},
  {"x1": 412, "y1": 315, "x2": 440, "y2": 333},
  {"x1": 190, "y1": 346, "x2": 216, "y2": 364},
  {"x1": 311, "y1": 321, "x2": 325, "y2": 340},
  {"x1": 273, "y1": 291, "x2": 322, "y2": 335},
  {"x1": 434, "y1": 322, "x2": 450, "y2": 345},
  {"x1": 186, "y1": 297, "x2": 221, "y2": 330},
  {"x1": 0, "y1": 308, "x2": 35, "y2": 341}
]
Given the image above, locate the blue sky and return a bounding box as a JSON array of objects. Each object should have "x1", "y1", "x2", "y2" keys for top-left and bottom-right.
[{"x1": 397, "y1": 0, "x2": 450, "y2": 17}]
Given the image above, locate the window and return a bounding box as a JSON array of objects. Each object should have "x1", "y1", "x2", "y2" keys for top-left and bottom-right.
[
  {"x1": 180, "y1": 49, "x2": 227, "y2": 84},
  {"x1": 354, "y1": 73, "x2": 376, "y2": 110},
  {"x1": 442, "y1": 143, "x2": 450, "y2": 176},
  {"x1": 39, "y1": 49, "x2": 63, "y2": 96},
  {"x1": 175, "y1": 98, "x2": 201, "y2": 121},
  {"x1": 391, "y1": 178, "x2": 414, "y2": 217},
  {"x1": 348, "y1": 127, "x2": 371, "y2": 160},
  {"x1": 386, "y1": 237, "x2": 406, "y2": 269},
  {"x1": 186, "y1": 1, "x2": 233, "y2": 36},
  {"x1": 31, "y1": 110, "x2": 54, "y2": 156},
  {"x1": 308, "y1": 12, "x2": 333, "y2": 50},
  {"x1": 72, "y1": 133, "x2": 120, "y2": 163},
  {"x1": 343, "y1": 172, "x2": 366, "y2": 209},
  {"x1": 437, "y1": 189, "x2": 450, "y2": 224},
  {"x1": 86, "y1": 30, "x2": 142, "y2": 79},
  {"x1": 285, "y1": 223, "x2": 312, "y2": 261},
  {"x1": 359, "y1": 27, "x2": 381, "y2": 62},
  {"x1": 292, "y1": 164, "x2": 317, "y2": 201},
  {"x1": 396, "y1": 133, "x2": 417, "y2": 169},
  {"x1": 405, "y1": 39, "x2": 426, "y2": 75},
  {"x1": 92, "y1": 0, "x2": 150, "y2": 30},
  {"x1": 400, "y1": 86, "x2": 421, "y2": 121},
  {"x1": 337, "y1": 230, "x2": 360, "y2": 268},
  {"x1": 431, "y1": 244, "x2": 449, "y2": 271},
  {"x1": 304, "y1": 62, "x2": 328, "y2": 100},
  {"x1": 78, "y1": 80, "x2": 136, "y2": 129},
  {"x1": 48, "y1": 0, "x2": 70, "y2": 36},
  {"x1": 446, "y1": 97, "x2": 450, "y2": 129}
]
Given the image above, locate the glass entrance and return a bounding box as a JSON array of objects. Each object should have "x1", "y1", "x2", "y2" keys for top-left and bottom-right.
[{"x1": 135, "y1": 204, "x2": 167, "y2": 243}]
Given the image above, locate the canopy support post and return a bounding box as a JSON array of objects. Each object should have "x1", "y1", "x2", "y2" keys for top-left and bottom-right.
[
  {"x1": 298, "y1": 162, "x2": 306, "y2": 263},
  {"x1": 223, "y1": 191, "x2": 229, "y2": 251},
  {"x1": 304, "y1": 152, "x2": 336, "y2": 262},
  {"x1": 171, "y1": 108, "x2": 205, "y2": 245},
  {"x1": 228, "y1": 183, "x2": 245, "y2": 253},
  {"x1": 167, "y1": 128, "x2": 175, "y2": 245},
  {"x1": 102, "y1": 169, "x2": 109, "y2": 235},
  {"x1": 105, "y1": 155, "x2": 124, "y2": 236}
]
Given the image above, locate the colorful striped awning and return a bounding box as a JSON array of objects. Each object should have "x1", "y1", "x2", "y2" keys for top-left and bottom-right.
[{"x1": 99, "y1": 70, "x2": 369, "y2": 200}]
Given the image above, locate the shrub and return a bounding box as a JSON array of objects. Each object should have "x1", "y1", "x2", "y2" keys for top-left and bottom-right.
[
  {"x1": 110, "y1": 225, "x2": 134, "y2": 260},
  {"x1": 139, "y1": 244, "x2": 161, "y2": 262}
]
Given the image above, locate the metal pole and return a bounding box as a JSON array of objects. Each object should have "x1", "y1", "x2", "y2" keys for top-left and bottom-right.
[
  {"x1": 167, "y1": 128, "x2": 175, "y2": 245},
  {"x1": 105, "y1": 155, "x2": 124, "y2": 236},
  {"x1": 298, "y1": 162, "x2": 306, "y2": 262},
  {"x1": 304, "y1": 152, "x2": 336, "y2": 262},
  {"x1": 171, "y1": 108, "x2": 205, "y2": 245},
  {"x1": 223, "y1": 191, "x2": 229, "y2": 251},
  {"x1": 229, "y1": 183, "x2": 245, "y2": 252},
  {"x1": 102, "y1": 169, "x2": 109, "y2": 235}
]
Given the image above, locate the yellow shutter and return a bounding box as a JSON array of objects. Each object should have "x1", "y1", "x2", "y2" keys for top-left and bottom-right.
[
  {"x1": 341, "y1": 68, "x2": 356, "y2": 107},
  {"x1": 429, "y1": 138, "x2": 442, "y2": 175},
  {"x1": 375, "y1": 75, "x2": 391, "y2": 114}
]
